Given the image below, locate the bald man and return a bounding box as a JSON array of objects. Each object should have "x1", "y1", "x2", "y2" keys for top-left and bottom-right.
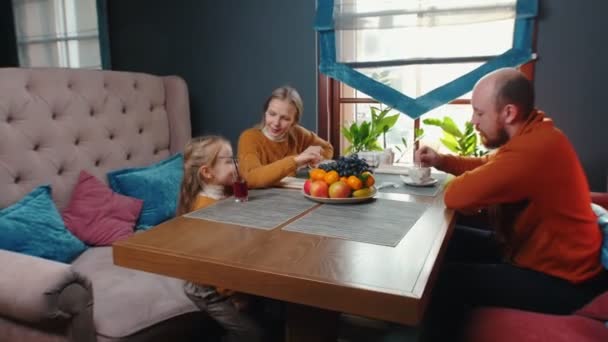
[{"x1": 416, "y1": 68, "x2": 606, "y2": 341}]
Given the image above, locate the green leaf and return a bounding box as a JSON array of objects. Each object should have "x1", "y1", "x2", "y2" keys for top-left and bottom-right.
[
  {"x1": 441, "y1": 117, "x2": 463, "y2": 137},
  {"x1": 414, "y1": 128, "x2": 424, "y2": 141},
  {"x1": 440, "y1": 132, "x2": 460, "y2": 153},
  {"x1": 464, "y1": 133, "x2": 477, "y2": 147},
  {"x1": 341, "y1": 126, "x2": 352, "y2": 142},
  {"x1": 370, "y1": 107, "x2": 378, "y2": 122},
  {"x1": 464, "y1": 121, "x2": 475, "y2": 135},
  {"x1": 350, "y1": 123, "x2": 360, "y2": 141},
  {"x1": 360, "y1": 121, "x2": 370, "y2": 139},
  {"x1": 366, "y1": 141, "x2": 383, "y2": 151},
  {"x1": 380, "y1": 114, "x2": 399, "y2": 132},
  {"x1": 422, "y1": 118, "x2": 443, "y2": 127}
]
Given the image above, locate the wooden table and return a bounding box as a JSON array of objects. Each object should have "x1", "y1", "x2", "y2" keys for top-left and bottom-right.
[{"x1": 113, "y1": 190, "x2": 455, "y2": 341}]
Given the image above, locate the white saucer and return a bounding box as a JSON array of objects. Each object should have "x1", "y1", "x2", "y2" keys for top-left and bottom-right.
[{"x1": 399, "y1": 175, "x2": 438, "y2": 187}]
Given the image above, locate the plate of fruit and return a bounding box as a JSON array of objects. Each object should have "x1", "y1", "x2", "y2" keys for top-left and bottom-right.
[{"x1": 302, "y1": 154, "x2": 377, "y2": 204}]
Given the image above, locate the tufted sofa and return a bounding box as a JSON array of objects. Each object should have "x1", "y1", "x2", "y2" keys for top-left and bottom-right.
[{"x1": 0, "y1": 68, "x2": 212, "y2": 341}]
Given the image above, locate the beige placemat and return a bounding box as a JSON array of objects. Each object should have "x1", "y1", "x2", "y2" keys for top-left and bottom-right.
[
  {"x1": 282, "y1": 199, "x2": 428, "y2": 246},
  {"x1": 185, "y1": 189, "x2": 317, "y2": 230}
]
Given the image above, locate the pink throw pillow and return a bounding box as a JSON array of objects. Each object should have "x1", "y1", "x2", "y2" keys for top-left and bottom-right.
[{"x1": 62, "y1": 171, "x2": 143, "y2": 246}]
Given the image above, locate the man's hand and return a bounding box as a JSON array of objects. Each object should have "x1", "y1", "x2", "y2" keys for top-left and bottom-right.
[{"x1": 415, "y1": 145, "x2": 443, "y2": 168}]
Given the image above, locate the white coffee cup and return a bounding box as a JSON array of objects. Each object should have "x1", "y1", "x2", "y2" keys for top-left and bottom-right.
[{"x1": 409, "y1": 166, "x2": 431, "y2": 184}]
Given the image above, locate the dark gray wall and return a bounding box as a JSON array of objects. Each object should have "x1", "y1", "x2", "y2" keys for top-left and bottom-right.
[
  {"x1": 103, "y1": 0, "x2": 607, "y2": 191},
  {"x1": 535, "y1": 1, "x2": 608, "y2": 191},
  {"x1": 0, "y1": 0, "x2": 18, "y2": 67},
  {"x1": 105, "y1": 0, "x2": 317, "y2": 145}
]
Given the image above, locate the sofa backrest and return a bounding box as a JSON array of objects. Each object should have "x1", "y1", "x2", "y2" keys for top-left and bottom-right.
[{"x1": 0, "y1": 68, "x2": 191, "y2": 209}]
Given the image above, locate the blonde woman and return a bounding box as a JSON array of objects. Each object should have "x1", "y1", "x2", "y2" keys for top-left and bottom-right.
[{"x1": 237, "y1": 86, "x2": 334, "y2": 188}]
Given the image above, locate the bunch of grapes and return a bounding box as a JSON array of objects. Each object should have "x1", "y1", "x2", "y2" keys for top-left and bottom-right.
[{"x1": 317, "y1": 154, "x2": 372, "y2": 177}]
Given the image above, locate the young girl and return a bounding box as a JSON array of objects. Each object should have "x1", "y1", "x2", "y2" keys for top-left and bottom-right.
[{"x1": 177, "y1": 135, "x2": 264, "y2": 342}]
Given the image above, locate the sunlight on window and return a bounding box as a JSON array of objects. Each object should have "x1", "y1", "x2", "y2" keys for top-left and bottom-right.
[
  {"x1": 339, "y1": 20, "x2": 513, "y2": 63},
  {"x1": 336, "y1": 0, "x2": 515, "y2": 161},
  {"x1": 12, "y1": 0, "x2": 101, "y2": 69}
]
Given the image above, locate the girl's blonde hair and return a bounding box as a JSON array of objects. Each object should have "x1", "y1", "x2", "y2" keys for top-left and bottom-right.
[
  {"x1": 259, "y1": 86, "x2": 303, "y2": 127},
  {"x1": 177, "y1": 135, "x2": 230, "y2": 215}
]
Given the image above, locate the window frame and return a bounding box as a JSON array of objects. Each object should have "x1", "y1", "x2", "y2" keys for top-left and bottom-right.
[
  {"x1": 317, "y1": 50, "x2": 537, "y2": 160},
  {"x1": 12, "y1": 0, "x2": 102, "y2": 69}
]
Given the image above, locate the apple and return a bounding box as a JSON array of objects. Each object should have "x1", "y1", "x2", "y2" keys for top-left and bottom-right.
[
  {"x1": 329, "y1": 181, "x2": 351, "y2": 198},
  {"x1": 310, "y1": 180, "x2": 329, "y2": 198},
  {"x1": 303, "y1": 179, "x2": 312, "y2": 195}
]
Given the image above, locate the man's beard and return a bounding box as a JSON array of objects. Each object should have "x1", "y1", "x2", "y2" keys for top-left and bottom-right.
[{"x1": 480, "y1": 127, "x2": 509, "y2": 149}]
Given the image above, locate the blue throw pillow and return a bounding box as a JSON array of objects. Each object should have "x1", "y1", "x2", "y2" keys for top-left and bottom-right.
[
  {"x1": 591, "y1": 203, "x2": 608, "y2": 269},
  {"x1": 107, "y1": 154, "x2": 183, "y2": 229},
  {"x1": 0, "y1": 185, "x2": 87, "y2": 263}
]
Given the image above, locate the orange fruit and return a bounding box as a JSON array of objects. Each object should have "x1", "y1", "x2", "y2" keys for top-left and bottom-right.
[
  {"x1": 360, "y1": 172, "x2": 375, "y2": 187},
  {"x1": 346, "y1": 175, "x2": 363, "y2": 190},
  {"x1": 323, "y1": 170, "x2": 340, "y2": 185},
  {"x1": 340, "y1": 176, "x2": 348, "y2": 183},
  {"x1": 309, "y1": 168, "x2": 326, "y2": 181}
]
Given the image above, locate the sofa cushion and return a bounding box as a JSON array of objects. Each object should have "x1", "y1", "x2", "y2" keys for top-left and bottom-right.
[
  {"x1": 576, "y1": 291, "x2": 608, "y2": 321},
  {"x1": 62, "y1": 171, "x2": 143, "y2": 246},
  {"x1": 468, "y1": 306, "x2": 608, "y2": 342},
  {"x1": 107, "y1": 154, "x2": 183, "y2": 229},
  {"x1": 0, "y1": 185, "x2": 87, "y2": 263},
  {"x1": 71, "y1": 246, "x2": 199, "y2": 338}
]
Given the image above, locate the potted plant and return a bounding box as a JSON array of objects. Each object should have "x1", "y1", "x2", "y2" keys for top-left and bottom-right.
[
  {"x1": 422, "y1": 117, "x2": 487, "y2": 157},
  {"x1": 341, "y1": 106, "x2": 400, "y2": 165},
  {"x1": 394, "y1": 127, "x2": 424, "y2": 163}
]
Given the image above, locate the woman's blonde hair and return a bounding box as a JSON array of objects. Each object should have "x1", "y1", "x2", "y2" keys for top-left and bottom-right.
[
  {"x1": 177, "y1": 135, "x2": 230, "y2": 215},
  {"x1": 259, "y1": 86, "x2": 303, "y2": 127}
]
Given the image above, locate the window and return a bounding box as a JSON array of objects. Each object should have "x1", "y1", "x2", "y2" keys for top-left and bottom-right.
[
  {"x1": 12, "y1": 0, "x2": 101, "y2": 69},
  {"x1": 316, "y1": 0, "x2": 537, "y2": 162}
]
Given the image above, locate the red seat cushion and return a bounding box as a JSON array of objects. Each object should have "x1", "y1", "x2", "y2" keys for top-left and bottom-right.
[
  {"x1": 576, "y1": 291, "x2": 608, "y2": 321},
  {"x1": 467, "y1": 307, "x2": 608, "y2": 342}
]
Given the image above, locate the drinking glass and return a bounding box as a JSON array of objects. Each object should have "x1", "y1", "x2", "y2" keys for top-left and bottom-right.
[{"x1": 233, "y1": 176, "x2": 248, "y2": 202}]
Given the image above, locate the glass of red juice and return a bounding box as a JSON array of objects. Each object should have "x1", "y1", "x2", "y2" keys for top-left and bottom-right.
[{"x1": 233, "y1": 177, "x2": 248, "y2": 202}]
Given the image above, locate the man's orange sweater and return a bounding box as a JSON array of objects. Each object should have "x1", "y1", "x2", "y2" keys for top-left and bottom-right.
[
  {"x1": 237, "y1": 125, "x2": 334, "y2": 188},
  {"x1": 442, "y1": 110, "x2": 602, "y2": 283}
]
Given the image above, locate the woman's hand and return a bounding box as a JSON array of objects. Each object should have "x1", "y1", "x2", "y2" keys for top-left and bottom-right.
[
  {"x1": 415, "y1": 146, "x2": 443, "y2": 168},
  {"x1": 294, "y1": 146, "x2": 323, "y2": 167}
]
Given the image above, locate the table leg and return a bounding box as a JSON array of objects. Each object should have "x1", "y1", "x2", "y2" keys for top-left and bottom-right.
[{"x1": 285, "y1": 303, "x2": 340, "y2": 342}]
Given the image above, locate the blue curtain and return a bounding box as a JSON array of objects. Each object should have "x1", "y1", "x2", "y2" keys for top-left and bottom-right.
[{"x1": 315, "y1": 0, "x2": 538, "y2": 119}]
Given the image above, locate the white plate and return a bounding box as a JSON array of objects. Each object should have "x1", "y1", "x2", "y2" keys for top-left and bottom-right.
[
  {"x1": 399, "y1": 175, "x2": 438, "y2": 187},
  {"x1": 302, "y1": 187, "x2": 376, "y2": 204}
]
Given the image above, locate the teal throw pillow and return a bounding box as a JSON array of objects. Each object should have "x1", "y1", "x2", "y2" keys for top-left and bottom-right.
[
  {"x1": 107, "y1": 154, "x2": 183, "y2": 229},
  {"x1": 0, "y1": 185, "x2": 87, "y2": 263},
  {"x1": 591, "y1": 203, "x2": 608, "y2": 269}
]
